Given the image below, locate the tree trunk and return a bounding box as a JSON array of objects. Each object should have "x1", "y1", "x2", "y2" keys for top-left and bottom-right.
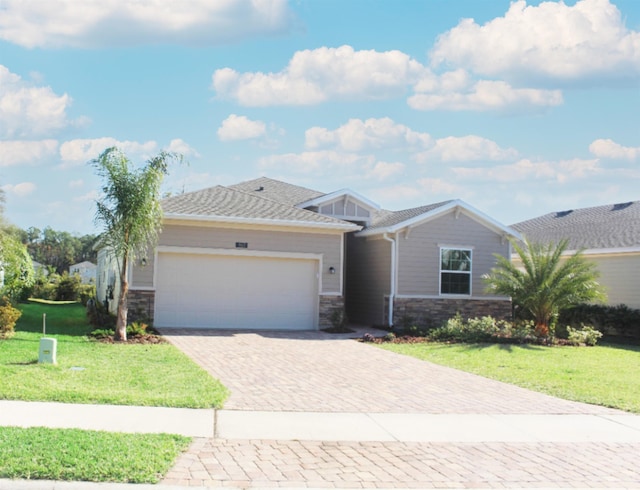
[{"x1": 114, "y1": 257, "x2": 129, "y2": 342}]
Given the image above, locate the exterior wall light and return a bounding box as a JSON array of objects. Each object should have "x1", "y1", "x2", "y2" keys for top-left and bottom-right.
[
  {"x1": 140, "y1": 258, "x2": 148, "y2": 267},
  {"x1": 328, "y1": 266, "x2": 336, "y2": 274}
]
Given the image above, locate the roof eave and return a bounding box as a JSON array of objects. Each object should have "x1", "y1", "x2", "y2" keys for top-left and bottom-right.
[{"x1": 163, "y1": 213, "x2": 361, "y2": 232}]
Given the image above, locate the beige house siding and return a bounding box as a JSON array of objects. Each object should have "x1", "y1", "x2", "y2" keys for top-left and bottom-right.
[
  {"x1": 345, "y1": 234, "x2": 391, "y2": 326},
  {"x1": 131, "y1": 223, "x2": 344, "y2": 294},
  {"x1": 591, "y1": 254, "x2": 640, "y2": 309},
  {"x1": 396, "y1": 211, "x2": 510, "y2": 297}
]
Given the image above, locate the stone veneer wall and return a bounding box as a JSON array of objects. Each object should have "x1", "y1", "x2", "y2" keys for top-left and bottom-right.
[
  {"x1": 127, "y1": 289, "x2": 155, "y2": 324},
  {"x1": 319, "y1": 295, "x2": 345, "y2": 329},
  {"x1": 393, "y1": 297, "x2": 512, "y2": 329}
]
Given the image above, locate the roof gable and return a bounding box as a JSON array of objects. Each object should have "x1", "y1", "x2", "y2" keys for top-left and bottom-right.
[
  {"x1": 358, "y1": 199, "x2": 520, "y2": 239},
  {"x1": 297, "y1": 189, "x2": 380, "y2": 224},
  {"x1": 512, "y1": 201, "x2": 640, "y2": 250}
]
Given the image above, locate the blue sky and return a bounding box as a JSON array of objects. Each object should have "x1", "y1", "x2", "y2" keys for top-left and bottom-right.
[{"x1": 1, "y1": 0, "x2": 638, "y2": 235}]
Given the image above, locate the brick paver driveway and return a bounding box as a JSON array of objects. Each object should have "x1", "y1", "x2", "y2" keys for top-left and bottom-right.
[
  {"x1": 160, "y1": 328, "x2": 640, "y2": 489},
  {"x1": 161, "y1": 327, "x2": 618, "y2": 414}
]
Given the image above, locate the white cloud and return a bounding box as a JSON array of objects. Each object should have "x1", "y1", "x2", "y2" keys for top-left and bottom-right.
[
  {"x1": 73, "y1": 190, "x2": 100, "y2": 202},
  {"x1": 370, "y1": 184, "x2": 425, "y2": 203},
  {"x1": 59, "y1": 137, "x2": 158, "y2": 167},
  {"x1": 409, "y1": 78, "x2": 563, "y2": 112},
  {"x1": 166, "y1": 138, "x2": 200, "y2": 157},
  {"x1": 218, "y1": 114, "x2": 266, "y2": 141},
  {"x1": 212, "y1": 45, "x2": 426, "y2": 106},
  {"x1": 430, "y1": 0, "x2": 640, "y2": 84},
  {"x1": 68, "y1": 179, "x2": 84, "y2": 188},
  {"x1": 2, "y1": 182, "x2": 36, "y2": 197},
  {"x1": 416, "y1": 177, "x2": 460, "y2": 195},
  {"x1": 589, "y1": 138, "x2": 640, "y2": 160},
  {"x1": 258, "y1": 150, "x2": 371, "y2": 175},
  {"x1": 305, "y1": 118, "x2": 431, "y2": 151},
  {"x1": 0, "y1": 140, "x2": 58, "y2": 166},
  {"x1": 415, "y1": 135, "x2": 518, "y2": 163},
  {"x1": 453, "y1": 158, "x2": 601, "y2": 183},
  {"x1": 364, "y1": 161, "x2": 405, "y2": 181},
  {"x1": 0, "y1": 0, "x2": 294, "y2": 48},
  {"x1": 0, "y1": 65, "x2": 77, "y2": 138}
]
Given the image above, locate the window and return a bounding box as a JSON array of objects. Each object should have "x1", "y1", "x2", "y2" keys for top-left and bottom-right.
[{"x1": 440, "y1": 248, "x2": 472, "y2": 295}]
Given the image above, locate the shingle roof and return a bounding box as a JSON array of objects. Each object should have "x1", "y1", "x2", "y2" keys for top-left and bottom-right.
[
  {"x1": 365, "y1": 201, "x2": 454, "y2": 232},
  {"x1": 511, "y1": 201, "x2": 640, "y2": 250},
  {"x1": 229, "y1": 177, "x2": 325, "y2": 206},
  {"x1": 162, "y1": 184, "x2": 353, "y2": 227}
]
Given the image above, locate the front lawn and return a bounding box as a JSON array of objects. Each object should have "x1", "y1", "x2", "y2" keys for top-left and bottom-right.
[
  {"x1": 379, "y1": 341, "x2": 640, "y2": 413},
  {"x1": 0, "y1": 426, "x2": 190, "y2": 483},
  {"x1": 0, "y1": 301, "x2": 228, "y2": 408}
]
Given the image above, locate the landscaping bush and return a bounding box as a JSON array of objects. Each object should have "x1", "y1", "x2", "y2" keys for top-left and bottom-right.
[
  {"x1": 0, "y1": 297, "x2": 22, "y2": 339},
  {"x1": 429, "y1": 314, "x2": 536, "y2": 344},
  {"x1": 55, "y1": 272, "x2": 81, "y2": 301},
  {"x1": 86, "y1": 299, "x2": 116, "y2": 330},
  {"x1": 566, "y1": 325, "x2": 603, "y2": 346},
  {"x1": 559, "y1": 303, "x2": 640, "y2": 340}
]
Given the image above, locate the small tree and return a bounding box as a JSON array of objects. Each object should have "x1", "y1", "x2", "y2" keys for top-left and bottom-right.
[
  {"x1": 92, "y1": 147, "x2": 179, "y2": 341},
  {"x1": 484, "y1": 237, "x2": 606, "y2": 338},
  {"x1": 0, "y1": 231, "x2": 35, "y2": 302}
]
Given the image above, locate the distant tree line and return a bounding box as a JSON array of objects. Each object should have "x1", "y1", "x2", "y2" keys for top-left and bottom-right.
[{"x1": 15, "y1": 226, "x2": 98, "y2": 274}]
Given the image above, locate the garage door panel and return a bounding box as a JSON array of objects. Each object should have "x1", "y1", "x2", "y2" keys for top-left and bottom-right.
[{"x1": 154, "y1": 253, "x2": 318, "y2": 330}]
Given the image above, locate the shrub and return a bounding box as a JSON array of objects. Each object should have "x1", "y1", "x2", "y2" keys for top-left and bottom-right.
[
  {"x1": 430, "y1": 314, "x2": 498, "y2": 343},
  {"x1": 127, "y1": 322, "x2": 148, "y2": 337},
  {"x1": 86, "y1": 299, "x2": 116, "y2": 329},
  {"x1": 362, "y1": 333, "x2": 375, "y2": 343},
  {"x1": 0, "y1": 297, "x2": 22, "y2": 339},
  {"x1": 559, "y1": 303, "x2": 640, "y2": 340},
  {"x1": 90, "y1": 328, "x2": 115, "y2": 339},
  {"x1": 55, "y1": 272, "x2": 82, "y2": 301},
  {"x1": 430, "y1": 315, "x2": 536, "y2": 344},
  {"x1": 566, "y1": 325, "x2": 603, "y2": 346},
  {"x1": 384, "y1": 332, "x2": 396, "y2": 342}
]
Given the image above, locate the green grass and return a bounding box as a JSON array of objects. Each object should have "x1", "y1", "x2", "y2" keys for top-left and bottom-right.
[
  {"x1": 379, "y1": 341, "x2": 640, "y2": 413},
  {"x1": 0, "y1": 301, "x2": 228, "y2": 408},
  {"x1": 17, "y1": 300, "x2": 92, "y2": 335},
  {"x1": 0, "y1": 426, "x2": 190, "y2": 483}
]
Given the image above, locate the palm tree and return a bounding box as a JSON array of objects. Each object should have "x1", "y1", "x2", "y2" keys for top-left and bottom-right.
[
  {"x1": 485, "y1": 237, "x2": 605, "y2": 338},
  {"x1": 92, "y1": 147, "x2": 180, "y2": 341}
]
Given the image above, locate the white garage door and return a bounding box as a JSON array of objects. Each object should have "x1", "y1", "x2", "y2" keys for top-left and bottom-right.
[{"x1": 154, "y1": 252, "x2": 318, "y2": 330}]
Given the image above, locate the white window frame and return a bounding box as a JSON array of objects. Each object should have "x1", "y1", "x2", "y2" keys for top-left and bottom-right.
[{"x1": 439, "y1": 247, "x2": 473, "y2": 296}]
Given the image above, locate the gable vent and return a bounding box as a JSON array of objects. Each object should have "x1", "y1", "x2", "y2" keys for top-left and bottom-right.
[{"x1": 556, "y1": 210, "x2": 573, "y2": 218}]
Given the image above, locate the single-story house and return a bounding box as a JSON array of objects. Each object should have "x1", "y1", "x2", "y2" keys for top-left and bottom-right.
[
  {"x1": 97, "y1": 177, "x2": 520, "y2": 330},
  {"x1": 511, "y1": 201, "x2": 640, "y2": 309},
  {"x1": 69, "y1": 261, "x2": 97, "y2": 284}
]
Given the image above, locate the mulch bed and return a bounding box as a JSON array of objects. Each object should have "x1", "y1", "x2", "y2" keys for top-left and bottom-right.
[{"x1": 93, "y1": 334, "x2": 167, "y2": 344}]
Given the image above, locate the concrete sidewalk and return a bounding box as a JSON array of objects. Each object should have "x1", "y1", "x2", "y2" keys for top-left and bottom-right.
[
  {"x1": 3, "y1": 403, "x2": 640, "y2": 489},
  {"x1": 2, "y1": 400, "x2": 640, "y2": 443}
]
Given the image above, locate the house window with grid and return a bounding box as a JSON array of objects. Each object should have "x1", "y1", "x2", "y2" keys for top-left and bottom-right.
[{"x1": 440, "y1": 248, "x2": 472, "y2": 295}]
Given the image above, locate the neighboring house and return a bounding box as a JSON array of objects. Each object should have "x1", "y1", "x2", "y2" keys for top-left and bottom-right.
[
  {"x1": 97, "y1": 177, "x2": 519, "y2": 330},
  {"x1": 511, "y1": 201, "x2": 640, "y2": 310},
  {"x1": 32, "y1": 260, "x2": 49, "y2": 277},
  {"x1": 69, "y1": 261, "x2": 97, "y2": 284}
]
